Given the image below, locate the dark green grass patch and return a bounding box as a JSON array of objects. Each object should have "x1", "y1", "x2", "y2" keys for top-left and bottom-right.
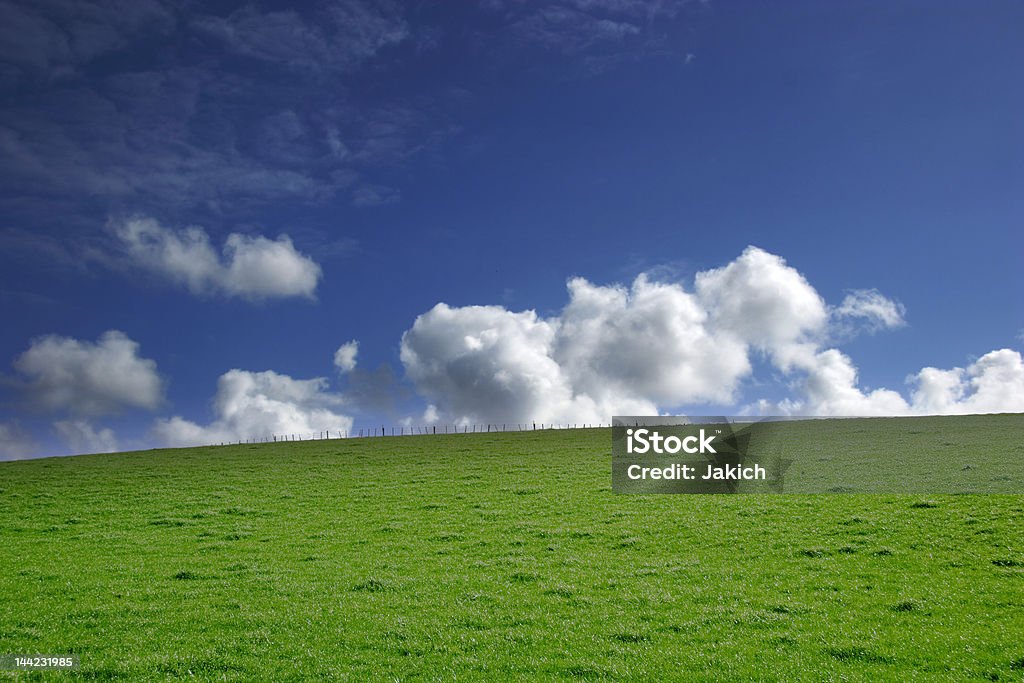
[{"x1": 1, "y1": 414, "x2": 1023, "y2": 681}]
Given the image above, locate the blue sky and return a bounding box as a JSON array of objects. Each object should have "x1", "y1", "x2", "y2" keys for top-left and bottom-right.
[{"x1": 1, "y1": 0, "x2": 1022, "y2": 459}]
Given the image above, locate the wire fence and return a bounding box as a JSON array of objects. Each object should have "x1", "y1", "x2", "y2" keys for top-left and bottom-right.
[{"x1": 210, "y1": 422, "x2": 612, "y2": 447}]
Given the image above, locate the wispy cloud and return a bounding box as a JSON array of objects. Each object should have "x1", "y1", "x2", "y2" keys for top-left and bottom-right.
[
  {"x1": 0, "y1": 227, "x2": 109, "y2": 273},
  {"x1": 478, "y1": 0, "x2": 698, "y2": 71},
  {"x1": 833, "y1": 288, "x2": 907, "y2": 335},
  {"x1": 191, "y1": 1, "x2": 408, "y2": 72},
  {"x1": 0, "y1": 0, "x2": 697, "y2": 256},
  {"x1": 351, "y1": 183, "x2": 401, "y2": 207},
  {"x1": 0, "y1": 0, "x2": 445, "y2": 246},
  {"x1": 506, "y1": 6, "x2": 642, "y2": 56},
  {"x1": 0, "y1": 0, "x2": 176, "y2": 84}
]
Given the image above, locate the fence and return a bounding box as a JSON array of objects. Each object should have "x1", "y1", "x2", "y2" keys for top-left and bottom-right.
[{"x1": 210, "y1": 422, "x2": 611, "y2": 447}]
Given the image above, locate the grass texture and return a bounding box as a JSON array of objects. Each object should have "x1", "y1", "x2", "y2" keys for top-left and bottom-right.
[{"x1": 1, "y1": 414, "x2": 1022, "y2": 681}]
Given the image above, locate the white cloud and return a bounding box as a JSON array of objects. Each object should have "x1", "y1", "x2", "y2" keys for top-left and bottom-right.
[
  {"x1": 14, "y1": 330, "x2": 163, "y2": 416},
  {"x1": 767, "y1": 347, "x2": 1024, "y2": 418},
  {"x1": 334, "y1": 341, "x2": 359, "y2": 373},
  {"x1": 401, "y1": 246, "x2": 1024, "y2": 422},
  {"x1": 695, "y1": 246, "x2": 828, "y2": 370},
  {"x1": 774, "y1": 348, "x2": 912, "y2": 417},
  {"x1": 0, "y1": 422, "x2": 37, "y2": 461},
  {"x1": 400, "y1": 247, "x2": 810, "y2": 424},
  {"x1": 153, "y1": 369, "x2": 353, "y2": 447},
  {"x1": 910, "y1": 349, "x2": 1024, "y2": 415},
  {"x1": 834, "y1": 288, "x2": 906, "y2": 333},
  {"x1": 556, "y1": 275, "x2": 749, "y2": 407},
  {"x1": 114, "y1": 216, "x2": 322, "y2": 300},
  {"x1": 401, "y1": 303, "x2": 592, "y2": 424},
  {"x1": 53, "y1": 419, "x2": 119, "y2": 455}
]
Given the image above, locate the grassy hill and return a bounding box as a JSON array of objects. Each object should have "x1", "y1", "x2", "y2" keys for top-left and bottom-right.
[{"x1": 2, "y1": 415, "x2": 1023, "y2": 680}]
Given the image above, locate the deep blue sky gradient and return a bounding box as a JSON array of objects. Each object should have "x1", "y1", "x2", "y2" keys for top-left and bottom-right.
[{"x1": 1, "y1": 1, "x2": 1021, "y2": 455}]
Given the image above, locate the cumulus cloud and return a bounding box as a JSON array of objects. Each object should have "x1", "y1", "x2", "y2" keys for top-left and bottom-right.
[
  {"x1": 556, "y1": 275, "x2": 749, "y2": 407},
  {"x1": 401, "y1": 247, "x2": 812, "y2": 424},
  {"x1": 834, "y1": 288, "x2": 906, "y2": 333},
  {"x1": 334, "y1": 341, "x2": 359, "y2": 373},
  {"x1": 401, "y1": 246, "x2": 1024, "y2": 423},
  {"x1": 113, "y1": 216, "x2": 322, "y2": 300},
  {"x1": 774, "y1": 348, "x2": 912, "y2": 417},
  {"x1": 768, "y1": 347, "x2": 1024, "y2": 417},
  {"x1": 0, "y1": 421, "x2": 37, "y2": 461},
  {"x1": 153, "y1": 369, "x2": 353, "y2": 447},
  {"x1": 53, "y1": 419, "x2": 119, "y2": 455},
  {"x1": 910, "y1": 349, "x2": 1024, "y2": 415},
  {"x1": 695, "y1": 246, "x2": 828, "y2": 370},
  {"x1": 13, "y1": 330, "x2": 163, "y2": 416},
  {"x1": 401, "y1": 303, "x2": 596, "y2": 424}
]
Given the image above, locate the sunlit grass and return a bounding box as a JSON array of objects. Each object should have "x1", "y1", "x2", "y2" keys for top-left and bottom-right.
[{"x1": 1, "y1": 416, "x2": 1023, "y2": 680}]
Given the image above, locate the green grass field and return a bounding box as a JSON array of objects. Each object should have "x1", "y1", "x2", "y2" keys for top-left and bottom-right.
[{"x1": 2, "y1": 415, "x2": 1023, "y2": 681}]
